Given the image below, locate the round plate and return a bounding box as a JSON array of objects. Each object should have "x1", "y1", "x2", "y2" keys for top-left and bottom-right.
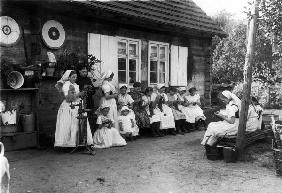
[
  {"x1": 41, "y1": 20, "x2": 65, "y2": 49},
  {"x1": 0, "y1": 16, "x2": 21, "y2": 47}
]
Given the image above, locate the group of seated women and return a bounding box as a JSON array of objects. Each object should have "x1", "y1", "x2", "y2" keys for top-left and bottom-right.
[
  {"x1": 54, "y1": 69, "x2": 207, "y2": 151},
  {"x1": 53, "y1": 69, "x2": 263, "y2": 153}
]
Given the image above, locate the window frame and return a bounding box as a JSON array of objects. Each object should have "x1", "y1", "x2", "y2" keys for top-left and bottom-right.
[
  {"x1": 117, "y1": 36, "x2": 141, "y2": 86},
  {"x1": 148, "y1": 41, "x2": 169, "y2": 86}
]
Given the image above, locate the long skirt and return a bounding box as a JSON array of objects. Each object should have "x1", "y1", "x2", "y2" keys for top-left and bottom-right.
[
  {"x1": 134, "y1": 108, "x2": 151, "y2": 129},
  {"x1": 93, "y1": 127, "x2": 127, "y2": 148},
  {"x1": 54, "y1": 100, "x2": 93, "y2": 147},
  {"x1": 181, "y1": 105, "x2": 206, "y2": 123},
  {"x1": 160, "y1": 104, "x2": 175, "y2": 130}
]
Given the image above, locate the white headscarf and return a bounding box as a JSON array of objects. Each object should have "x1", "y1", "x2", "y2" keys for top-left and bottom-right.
[
  {"x1": 222, "y1": 90, "x2": 241, "y2": 110},
  {"x1": 101, "y1": 70, "x2": 113, "y2": 80},
  {"x1": 178, "y1": 87, "x2": 186, "y2": 92},
  {"x1": 55, "y1": 70, "x2": 74, "y2": 91},
  {"x1": 157, "y1": 83, "x2": 165, "y2": 90},
  {"x1": 119, "y1": 83, "x2": 128, "y2": 89}
]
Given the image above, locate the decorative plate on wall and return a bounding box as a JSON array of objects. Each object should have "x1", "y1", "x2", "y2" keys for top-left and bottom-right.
[
  {"x1": 0, "y1": 16, "x2": 21, "y2": 47},
  {"x1": 41, "y1": 20, "x2": 65, "y2": 49}
]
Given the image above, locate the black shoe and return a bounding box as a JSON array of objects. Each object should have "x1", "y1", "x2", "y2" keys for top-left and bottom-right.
[{"x1": 170, "y1": 129, "x2": 177, "y2": 136}]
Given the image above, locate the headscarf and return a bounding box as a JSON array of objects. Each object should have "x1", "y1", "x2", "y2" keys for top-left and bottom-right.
[
  {"x1": 95, "y1": 103, "x2": 110, "y2": 115},
  {"x1": 55, "y1": 70, "x2": 74, "y2": 91},
  {"x1": 101, "y1": 70, "x2": 113, "y2": 81},
  {"x1": 119, "y1": 84, "x2": 128, "y2": 90},
  {"x1": 120, "y1": 105, "x2": 130, "y2": 112},
  {"x1": 222, "y1": 90, "x2": 241, "y2": 110},
  {"x1": 157, "y1": 83, "x2": 165, "y2": 90},
  {"x1": 178, "y1": 87, "x2": 186, "y2": 92}
]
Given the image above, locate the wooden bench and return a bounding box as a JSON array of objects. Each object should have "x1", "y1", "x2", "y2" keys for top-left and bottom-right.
[{"x1": 217, "y1": 126, "x2": 273, "y2": 147}]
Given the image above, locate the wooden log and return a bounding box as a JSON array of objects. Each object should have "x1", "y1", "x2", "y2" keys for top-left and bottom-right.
[{"x1": 236, "y1": 0, "x2": 258, "y2": 158}]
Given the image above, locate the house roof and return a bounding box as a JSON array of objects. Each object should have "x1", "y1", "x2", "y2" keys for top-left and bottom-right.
[{"x1": 77, "y1": 0, "x2": 226, "y2": 37}]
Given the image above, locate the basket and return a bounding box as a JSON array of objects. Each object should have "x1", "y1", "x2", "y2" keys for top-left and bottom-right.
[
  {"x1": 273, "y1": 148, "x2": 282, "y2": 176},
  {"x1": 0, "y1": 124, "x2": 17, "y2": 134},
  {"x1": 205, "y1": 145, "x2": 223, "y2": 160},
  {"x1": 7, "y1": 71, "x2": 24, "y2": 89}
]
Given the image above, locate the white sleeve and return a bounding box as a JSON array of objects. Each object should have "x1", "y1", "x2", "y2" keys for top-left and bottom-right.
[
  {"x1": 127, "y1": 95, "x2": 134, "y2": 104},
  {"x1": 96, "y1": 116, "x2": 102, "y2": 124},
  {"x1": 102, "y1": 84, "x2": 111, "y2": 93},
  {"x1": 162, "y1": 93, "x2": 168, "y2": 102},
  {"x1": 227, "y1": 105, "x2": 238, "y2": 118},
  {"x1": 62, "y1": 82, "x2": 70, "y2": 97}
]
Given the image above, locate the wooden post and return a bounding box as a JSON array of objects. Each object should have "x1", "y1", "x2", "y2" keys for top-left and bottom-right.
[{"x1": 236, "y1": 0, "x2": 258, "y2": 157}]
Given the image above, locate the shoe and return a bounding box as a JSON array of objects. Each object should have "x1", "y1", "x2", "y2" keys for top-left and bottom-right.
[{"x1": 170, "y1": 129, "x2": 177, "y2": 136}]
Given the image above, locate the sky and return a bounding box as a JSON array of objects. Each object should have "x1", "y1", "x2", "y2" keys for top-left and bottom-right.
[{"x1": 193, "y1": 0, "x2": 249, "y2": 20}]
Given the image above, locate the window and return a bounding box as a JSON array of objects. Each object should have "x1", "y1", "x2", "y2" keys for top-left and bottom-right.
[
  {"x1": 149, "y1": 42, "x2": 169, "y2": 85},
  {"x1": 118, "y1": 38, "x2": 140, "y2": 85}
]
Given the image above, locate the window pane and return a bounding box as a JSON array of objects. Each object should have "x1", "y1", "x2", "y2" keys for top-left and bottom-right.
[
  {"x1": 118, "y1": 42, "x2": 127, "y2": 55},
  {"x1": 129, "y1": 59, "x2": 136, "y2": 71},
  {"x1": 159, "y1": 72, "x2": 165, "y2": 83},
  {"x1": 129, "y1": 72, "x2": 136, "y2": 84},
  {"x1": 160, "y1": 46, "x2": 166, "y2": 59},
  {"x1": 129, "y1": 43, "x2": 137, "y2": 56},
  {"x1": 118, "y1": 71, "x2": 126, "y2": 83},
  {"x1": 118, "y1": 58, "x2": 126, "y2": 70},
  {"x1": 150, "y1": 46, "x2": 157, "y2": 58},
  {"x1": 150, "y1": 72, "x2": 157, "y2": 83},
  {"x1": 150, "y1": 61, "x2": 157, "y2": 71},
  {"x1": 160, "y1": 61, "x2": 165, "y2": 73}
]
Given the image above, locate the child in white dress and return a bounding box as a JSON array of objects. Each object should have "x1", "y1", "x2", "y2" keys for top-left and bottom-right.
[
  {"x1": 118, "y1": 106, "x2": 139, "y2": 141},
  {"x1": 93, "y1": 105, "x2": 126, "y2": 148}
]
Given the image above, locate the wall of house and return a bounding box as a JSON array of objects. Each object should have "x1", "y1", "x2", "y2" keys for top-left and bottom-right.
[{"x1": 1, "y1": 5, "x2": 212, "y2": 139}]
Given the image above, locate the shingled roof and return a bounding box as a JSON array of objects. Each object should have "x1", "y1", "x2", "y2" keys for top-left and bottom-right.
[{"x1": 77, "y1": 0, "x2": 226, "y2": 37}]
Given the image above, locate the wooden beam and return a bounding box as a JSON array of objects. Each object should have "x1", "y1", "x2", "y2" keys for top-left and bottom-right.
[{"x1": 236, "y1": 0, "x2": 258, "y2": 158}]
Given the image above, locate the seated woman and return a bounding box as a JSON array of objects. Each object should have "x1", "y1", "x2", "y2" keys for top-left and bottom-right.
[
  {"x1": 54, "y1": 70, "x2": 94, "y2": 149},
  {"x1": 154, "y1": 84, "x2": 176, "y2": 135},
  {"x1": 167, "y1": 87, "x2": 187, "y2": 134},
  {"x1": 142, "y1": 87, "x2": 163, "y2": 137},
  {"x1": 182, "y1": 87, "x2": 206, "y2": 130},
  {"x1": 128, "y1": 82, "x2": 150, "y2": 131},
  {"x1": 201, "y1": 90, "x2": 262, "y2": 146},
  {"x1": 118, "y1": 106, "x2": 139, "y2": 141},
  {"x1": 93, "y1": 104, "x2": 127, "y2": 148}
]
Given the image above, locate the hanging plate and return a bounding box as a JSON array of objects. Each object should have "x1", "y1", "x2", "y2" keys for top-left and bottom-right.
[
  {"x1": 0, "y1": 16, "x2": 21, "y2": 47},
  {"x1": 41, "y1": 20, "x2": 65, "y2": 49}
]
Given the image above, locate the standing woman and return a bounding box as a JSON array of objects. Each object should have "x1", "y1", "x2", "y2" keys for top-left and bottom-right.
[
  {"x1": 100, "y1": 70, "x2": 119, "y2": 129},
  {"x1": 54, "y1": 70, "x2": 94, "y2": 148}
]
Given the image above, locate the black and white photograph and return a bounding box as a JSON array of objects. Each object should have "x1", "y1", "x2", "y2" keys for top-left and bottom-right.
[{"x1": 0, "y1": 0, "x2": 282, "y2": 192}]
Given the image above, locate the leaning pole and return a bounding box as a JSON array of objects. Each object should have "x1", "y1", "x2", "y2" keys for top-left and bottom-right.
[{"x1": 236, "y1": 0, "x2": 259, "y2": 158}]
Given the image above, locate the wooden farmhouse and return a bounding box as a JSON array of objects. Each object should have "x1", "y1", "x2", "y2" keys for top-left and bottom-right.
[{"x1": 0, "y1": 0, "x2": 225, "y2": 148}]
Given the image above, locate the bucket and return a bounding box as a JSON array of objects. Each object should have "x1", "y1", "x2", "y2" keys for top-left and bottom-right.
[
  {"x1": 7, "y1": 71, "x2": 24, "y2": 89},
  {"x1": 1, "y1": 110, "x2": 17, "y2": 125},
  {"x1": 205, "y1": 145, "x2": 223, "y2": 160},
  {"x1": 20, "y1": 113, "x2": 34, "y2": 132},
  {"x1": 223, "y1": 146, "x2": 238, "y2": 163}
]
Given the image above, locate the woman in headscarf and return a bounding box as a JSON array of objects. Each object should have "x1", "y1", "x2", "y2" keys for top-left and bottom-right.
[
  {"x1": 182, "y1": 87, "x2": 206, "y2": 130},
  {"x1": 154, "y1": 84, "x2": 176, "y2": 135},
  {"x1": 54, "y1": 70, "x2": 94, "y2": 149},
  {"x1": 100, "y1": 70, "x2": 119, "y2": 129},
  {"x1": 129, "y1": 83, "x2": 151, "y2": 134}
]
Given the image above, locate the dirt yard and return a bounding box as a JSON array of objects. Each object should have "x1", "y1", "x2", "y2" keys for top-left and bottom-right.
[{"x1": 6, "y1": 131, "x2": 282, "y2": 193}]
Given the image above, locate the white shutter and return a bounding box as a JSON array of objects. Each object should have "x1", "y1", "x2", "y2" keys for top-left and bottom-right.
[
  {"x1": 178, "y1": 46, "x2": 188, "y2": 86},
  {"x1": 170, "y1": 45, "x2": 188, "y2": 86},
  {"x1": 88, "y1": 33, "x2": 118, "y2": 87},
  {"x1": 170, "y1": 45, "x2": 179, "y2": 86}
]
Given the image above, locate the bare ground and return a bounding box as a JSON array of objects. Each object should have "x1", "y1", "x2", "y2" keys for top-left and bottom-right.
[{"x1": 6, "y1": 131, "x2": 282, "y2": 193}]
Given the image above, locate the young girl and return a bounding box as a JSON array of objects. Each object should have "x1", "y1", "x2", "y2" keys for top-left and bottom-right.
[
  {"x1": 93, "y1": 104, "x2": 126, "y2": 148},
  {"x1": 182, "y1": 87, "x2": 206, "y2": 130},
  {"x1": 167, "y1": 87, "x2": 186, "y2": 134},
  {"x1": 118, "y1": 106, "x2": 139, "y2": 141}
]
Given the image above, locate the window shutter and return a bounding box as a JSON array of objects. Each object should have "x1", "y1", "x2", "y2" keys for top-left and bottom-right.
[
  {"x1": 170, "y1": 45, "x2": 188, "y2": 86},
  {"x1": 88, "y1": 33, "x2": 118, "y2": 86}
]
